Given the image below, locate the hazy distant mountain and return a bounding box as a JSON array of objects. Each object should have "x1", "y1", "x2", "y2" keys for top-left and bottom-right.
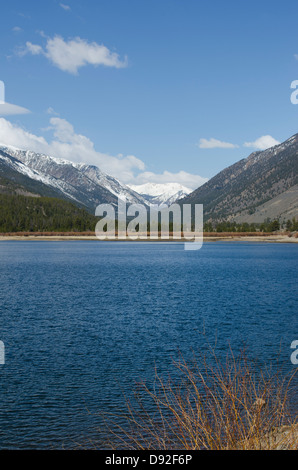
[
  {"x1": 129, "y1": 182, "x2": 192, "y2": 206},
  {"x1": 180, "y1": 134, "x2": 298, "y2": 222},
  {"x1": 0, "y1": 144, "x2": 148, "y2": 212}
]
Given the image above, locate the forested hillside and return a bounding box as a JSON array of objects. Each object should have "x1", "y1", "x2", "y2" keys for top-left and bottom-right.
[{"x1": 0, "y1": 194, "x2": 98, "y2": 232}]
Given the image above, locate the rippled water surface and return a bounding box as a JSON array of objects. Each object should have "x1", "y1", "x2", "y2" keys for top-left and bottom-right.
[{"x1": 0, "y1": 241, "x2": 297, "y2": 448}]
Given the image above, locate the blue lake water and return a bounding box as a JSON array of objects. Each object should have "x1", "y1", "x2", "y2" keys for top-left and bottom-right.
[{"x1": 0, "y1": 241, "x2": 297, "y2": 449}]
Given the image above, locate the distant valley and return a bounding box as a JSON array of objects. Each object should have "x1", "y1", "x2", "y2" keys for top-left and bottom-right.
[
  {"x1": 128, "y1": 182, "x2": 192, "y2": 206},
  {"x1": 0, "y1": 132, "x2": 297, "y2": 233}
]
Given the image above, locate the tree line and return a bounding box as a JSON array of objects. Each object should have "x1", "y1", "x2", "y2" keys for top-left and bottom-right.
[
  {"x1": 0, "y1": 193, "x2": 297, "y2": 233},
  {"x1": 203, "y1": 218, "x2": 298, "y2": 233},
  {"x1": 0, "y1": 194, "x2": 98, "y2": 232}
]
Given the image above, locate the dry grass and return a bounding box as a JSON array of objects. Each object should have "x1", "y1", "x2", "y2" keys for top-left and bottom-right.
[
  {"x1": 103, "y1": 349, "x2": 297, "y2": 450},
  {"x1": 202, "y1": 232, "x2": 276, "y2": 237},
  {"x1": 0, "y1": 231, "x2": 96, "y2": 237},
  {"x1": 0, "y1": 231, "x2": 289, "y2": 237}
]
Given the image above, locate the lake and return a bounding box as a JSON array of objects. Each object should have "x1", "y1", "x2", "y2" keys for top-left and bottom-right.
[{"x1": 0, "y1": 241, "x2": 297, "y2": 449}]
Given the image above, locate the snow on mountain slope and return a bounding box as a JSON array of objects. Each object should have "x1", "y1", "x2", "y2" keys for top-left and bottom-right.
[
  {"x1": 0, "y1": 144, "x2": 148, "y2": 211},
  {"x1": 74, "y1": 163, "x2": 148, "y2": 205},
  {"x1": 0, "y1": 143, "x2": 191, "y2": 210},
  {"x1": 128, "y1": 182, "x2": 192, "y2": 206},
  {"x1": 0, "y1": 147, "x2": 82, "y2": 203}
]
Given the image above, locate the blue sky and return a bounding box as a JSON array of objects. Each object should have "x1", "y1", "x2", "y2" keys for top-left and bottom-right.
[{"x1": 0, "y1": 0, "x2": 297, "y2": 189}]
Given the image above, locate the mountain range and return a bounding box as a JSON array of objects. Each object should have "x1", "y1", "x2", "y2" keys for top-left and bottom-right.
[
  {"x1": 180, "y1": 134, "x2": 298, "y2": 223},
  {"x1": 0, "y1": 144, "x2": 195, "y2": 211},
  {"x1": 0, "y1": 144, "x2": 148, "y2": 212},
  {"x1": 0, "y1": 132, "x2": 297, "y2": 226}
]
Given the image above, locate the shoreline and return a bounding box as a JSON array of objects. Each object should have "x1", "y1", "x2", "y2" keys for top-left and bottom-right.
[{"x1": 0, "y1": 234, "x2": 297, "y2": 243}]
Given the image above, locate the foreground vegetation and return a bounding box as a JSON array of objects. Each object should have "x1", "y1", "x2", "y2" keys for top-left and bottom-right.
[{"x1": 103, "y1": 350, "x2": 297, "y2": 450}]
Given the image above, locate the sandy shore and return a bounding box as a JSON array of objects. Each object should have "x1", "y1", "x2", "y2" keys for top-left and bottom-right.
[{"x1": 0, "y1": 234, "x2": 297, "y2": 243}]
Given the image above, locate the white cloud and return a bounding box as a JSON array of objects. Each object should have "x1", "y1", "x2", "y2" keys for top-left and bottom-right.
[
  {"x1": 19, "y1": 35, "x2": 128, "y2": 74},
  {"x1": 60, "y1": 3, "x2": 71, "y2": 11},
  {"x1": 0, "y1": 117, "x2": 143, "y2": 182},
  {"x1": 243, "y1": 135, "x2": 280, "y2": 150},
  {"x1": 131, "y1": 170, "x2": 208, "y2": 190},
  {"x1": 12, "y1": 26, "x2": 23, "y2": 33},
  {"x1": 46, "y1": 107, "x2": 60, "y2": 116},
  {"x1": 0, "y1": 118, "x2": 47, "y2": 149},
  {"x1": 0, "y1": 117, "x2": 206, "y2": 190},
  {"x1": 198, "y1": 138, "x2": 239, "y2": 149},
  {"x1": 24, "y1": 42, "x2": 43, "y2": 55}
]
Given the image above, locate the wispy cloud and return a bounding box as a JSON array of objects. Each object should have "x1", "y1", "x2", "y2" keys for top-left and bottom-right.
[
  {"x1": 12, "y1": 26, "x2": 23, "y2": 33},
  {"x1": 17, "y1": 12, "x2": 31, "y2": 19},
  {"x1": 60, "y1": 3, "x2": 71, "y2": 11},
  {"x1": 243, "y1": 135, "x2": 280, "y2": 150},
  {"x1": 198, "y1": 138, "x2": 239, "y2": 149},
  {"x1": 23, "y1": 42, "x2": 43, "y2": 55},
  {"x1": 46, "y1": 107, "x2": 60, "y2": 116},
  {"x1": 18, "y1": 35, "x2": 128, "y2": 74},
  {"x1": 198, "y1": 135, "x2": 280, "y2": 152}
]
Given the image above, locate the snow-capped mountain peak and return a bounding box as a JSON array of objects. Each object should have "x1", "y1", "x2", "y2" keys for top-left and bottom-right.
[
  {"x1": 128, "y1": 182, "x2": 192, "y2": 206},
  {"x1": 0, "y1": 142, "x2": 192, "y2": 210},
  {"x1": 0, "y1": 143, "x2": 148, "y2": 211}
]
